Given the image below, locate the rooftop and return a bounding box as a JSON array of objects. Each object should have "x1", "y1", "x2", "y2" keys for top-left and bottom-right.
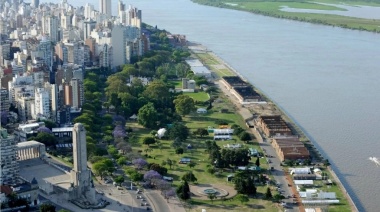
[
  {"x1": 222, "y1": 76, "x2": 247, "y2": 86},
  {"x1": 233, "y1": 86, "x2": 261, "y2": 100}
]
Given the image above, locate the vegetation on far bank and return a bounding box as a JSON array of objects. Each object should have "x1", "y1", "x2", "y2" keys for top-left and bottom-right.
[{"x1": 191, "y1": 0, "x2": 380, "y2": 33}]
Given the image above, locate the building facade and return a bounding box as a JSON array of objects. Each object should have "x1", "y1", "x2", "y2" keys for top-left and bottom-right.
[{"x1": 0, "y1": 128, "x2": 19, "y2": 185}]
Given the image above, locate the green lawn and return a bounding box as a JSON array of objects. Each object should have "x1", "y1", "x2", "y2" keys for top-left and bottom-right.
[
  {"x1": 194, "y1": 53, "x2": 236, "y2": 78},
  {"x1": 186, "y1": 92, "x2": 210, "y2": 101}
]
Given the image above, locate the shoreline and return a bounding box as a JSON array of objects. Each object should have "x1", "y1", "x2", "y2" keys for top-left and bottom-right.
[
  {"x1": 191, "y1": 0, "x2": 380, "y2": 34},
  {"x1": 187, "y1": 41, "x2": 359, "y2": 212}
]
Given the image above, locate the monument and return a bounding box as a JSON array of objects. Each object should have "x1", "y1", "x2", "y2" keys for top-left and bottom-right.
[{"x1": 69, "y1": 123, "x2": 97, "y2": 206}]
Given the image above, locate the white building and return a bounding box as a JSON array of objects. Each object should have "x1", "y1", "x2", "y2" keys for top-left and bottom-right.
[
  {"x1": 100, "y1": 0, "x2": 112, "y2": 18},
  {"x1": 84, "y1": 3, "x2": 94, "y2": 19},
  {"x1": 33, "y1": 88, "x2": 50, "y2": 119}
]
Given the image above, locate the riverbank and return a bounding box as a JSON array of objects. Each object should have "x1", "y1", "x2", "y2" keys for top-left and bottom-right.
[
  {"x1": 188, "y1": 41, "x2": 358, "y2": 212},
  {"x1": 191, "y1": 0, "x2": 380, "y2": 33}
]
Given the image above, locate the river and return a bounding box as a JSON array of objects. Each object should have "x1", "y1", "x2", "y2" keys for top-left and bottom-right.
[{"x1": 44, "y1": 0, "x2": 380, "y2": 211}]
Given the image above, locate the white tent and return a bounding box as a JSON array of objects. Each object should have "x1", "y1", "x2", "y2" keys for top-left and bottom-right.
[
  {"x1": 294, "y1": 180, "x2": 314, "y2": 185},
  {"x1": 156, "y1": 128, "x2": 167, "y2": 139},
  {"x1": 130, "y1": 114, "x2": 138, "y2": 120},
  {"x1": 290, "y1": 167, "x2": 311, "y2": 175},
  {"x1": 318, "y1": 192, "x2": 336, "y2": 199}
]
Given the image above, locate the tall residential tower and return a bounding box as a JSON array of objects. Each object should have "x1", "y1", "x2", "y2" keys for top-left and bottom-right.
[{"x1": 100, "y1": 0, "x2": 112, "y2": 18}]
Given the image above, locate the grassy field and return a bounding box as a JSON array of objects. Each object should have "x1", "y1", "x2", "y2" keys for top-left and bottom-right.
[
  {"x1": 194, "y1": 53, "x2": 236, "y2": 78},
  {"x1": 186, "y1": 92, "x2": 210, "y2": 101},
  {"x1": 192, "y1": 0, "x2": 380, "y2": 32}
]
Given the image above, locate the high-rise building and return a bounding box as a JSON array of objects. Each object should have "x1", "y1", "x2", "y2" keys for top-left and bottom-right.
[
  {"x1": 43, "y1": 16, "x2": 59, "y2": 42},
  {"x1": 33, "y1": 88, "x2": 50, "y2": 119},
  {"x1": 32, "y1": 0, "x2": 39, "y2": 8},
  {"x1": 85, "y1": 37, "x2": 96, "y2": 62},
  {"x1": 70, "y1": 78, "x2": 83, "y2": 109},
  {"x1": 127, "y1": 5, "x2": 142, "y2": 28},
  {"x1": 99, "y1": 44, "x2": 112, "y2": 69},
  {"x1": 1, "y1": 87, "x2": 10, "y2": 113},
  {"x1": 0, "y1": 43, "x2": 10, "y2": 66},
  {"x1": 83, "y1": 19, "x2": 96, "y2": 41},
  {"x1": 37, "y1": 37, "x2": 53, "y2": 68},
  {"x1": 0, "y1": 128, "x2": 19, "y2": 185},
  {"x1": 84, "y1": 3, "x2": 94, "y2": 19},
  {"x1": 100, "y1": 0, "x2": 112, "y2": 18},
  {"x1": 55, "y1": 42, "x2": 68, "y2": 65},
  {"x1": 111, "y1": 25, "x2": 127, "y2": 68},
  {"x1": 60, "y1": 13, "x2": 71, "y2": 30}
]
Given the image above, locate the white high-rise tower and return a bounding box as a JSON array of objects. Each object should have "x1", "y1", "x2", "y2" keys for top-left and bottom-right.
[{"x1": 100, "y1": 0, "x2": 112, "y2": 18}]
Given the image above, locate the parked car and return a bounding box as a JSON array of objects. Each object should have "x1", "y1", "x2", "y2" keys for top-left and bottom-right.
[{"x1": 163, "y1": 176, "x2": 173, "y2": 181}]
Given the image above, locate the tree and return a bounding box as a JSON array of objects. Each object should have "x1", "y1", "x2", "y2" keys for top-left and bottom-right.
[
  {"x1": 239, "y1": 132, "x2": 251, "y2": 143},
  {"x1": 169, "y1": 122, "x2": 189, "y2": 141},
  {"x1": 273, "y1": 193, "x2": 285, "y2": 202},
  {"x1": 114, "y1": 176, "x2": 125, "y2": 185},
  {"x1": 43, "y1": 120, "x2": 57, "y2": 130},
  {"x1": 36, "y1": 126, "x2": 52, "y2": 134},
  {"x1": 142, "y1": 137, "x2": 156, "y2": 146},
  {"x1": 175, "y1": 147, "x2": 184, "y2": 155},
  {"x1": 173, "y1": 95, "x2": 196, "y2": 116},
  {"x1": 235, "y1": 194, "x2": 249, "y2": 205},
  {"x1": 39, "y1": 203, "x2": 56, "y2": 212},
  {"x1": 195, "y1": 128, "x2": 209, "y2": 138},
  {"x1": 187, "y1": 161, "x2": 196, "y2": 169},
  {"x1": 138, "y1": 103, "x2": 158, "y2": 129},
  {"x1": 129, "y1": 171, "x2": 144, "y2": 181},
  {"x1": 176, "y1": 180, "x2": 190, "y2": 200},
  {"x1": 234, "y1": 172, "x2": 257, "y2": 195},
  {"x1": 166, "y1": 159, "x2": 174, "y2": 169},
  {"x1": 142, "y1": 80, "x2": 171, "y2": 107},
  {"x1": 255, "y1": 157, "x2": 260, "y2": 167},
  {"x1": 164, "y1": 189, "x2": 176, "y2": 203},
  {"x1": 103, "y1": 135, "x2": 114, "y2": 144},
  {"x1": 182, "y1": 171, "x2": 197, "y2": 182},
  {"x1": 132, "y1": 158, "x2": 148, "y2": 169},
  {"x1": 144, "y1": 170, "x2": 162, "y2": 186},
  {"x1": 117, "y1": 156, "x2": 127, "y2": 166},
  {"x1": 116, "y1": 142, "x2": 132, "y2": 154},
  {"x1": 265, "y1": 187, "x2": 273, "y2": 199},
  {"x1": 107, "y1": 145, "x2": 119, "y2": 158},
  {"x1": 93, "y1": 161, "x2": 110, "y2": 179},
  {"x1": 32, "y1": 132, "x2": 57, "y2": 147},
  {"x1": 149, "y1": 163, "x2": 168, "y2": 175},
  {"x1": 208, "y1": 193, "x2": 217, "y2": 204}
]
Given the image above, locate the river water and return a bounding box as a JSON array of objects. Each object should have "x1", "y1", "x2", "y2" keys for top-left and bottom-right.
[{"x1": 45, "y1": 0, "x2": 380, "y2": 211}]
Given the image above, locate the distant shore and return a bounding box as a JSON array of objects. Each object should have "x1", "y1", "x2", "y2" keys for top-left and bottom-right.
[
  {"x1": 191, "y1": 0, "x2": 380, "y2": 33},
  {"x1": 187, "y1": 41, "x2": 359, "y2": 212}
]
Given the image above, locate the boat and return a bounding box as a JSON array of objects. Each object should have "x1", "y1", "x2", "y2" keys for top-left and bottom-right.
[{"x1": 369, "y1": 157, "x2": 380, "y2": 167}]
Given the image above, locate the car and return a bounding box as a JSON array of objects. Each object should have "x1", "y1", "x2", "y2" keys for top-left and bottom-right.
[
  {"x1": 136, "y1": 189, "x2": 142, "y2": 194},
  {"x1": 163, "y1": 176, "x2": 173, "y2": 181}
]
